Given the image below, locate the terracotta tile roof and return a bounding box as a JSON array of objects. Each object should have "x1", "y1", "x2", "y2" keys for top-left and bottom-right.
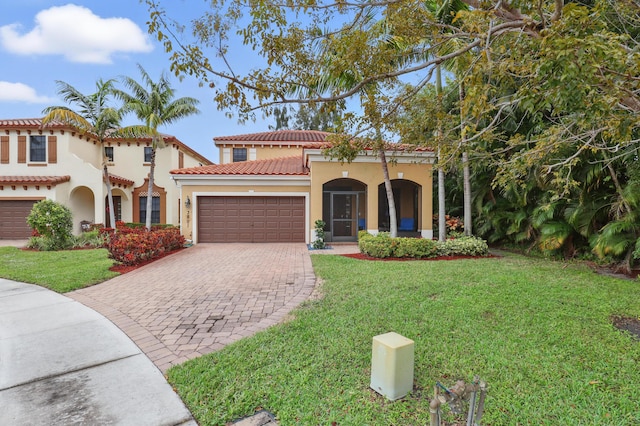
[
  {"x1": 0, "y1": 175, "x2": 71, "y2": 185},
  {"x1": 171, "y1": 155, "x2": 309, "y2": 176},
  {"x1": 213, "y1": 130, "x2": 433, "y2": 152},
  {"x1": 0, "y1": 118, "x2": 68, "y2": 129},
  {"x1": 214, "y1": 130, "x2": 332, "y2": 146},
  {"x1": 107, "y1": 174, "x2": 135, "y2": 186}
]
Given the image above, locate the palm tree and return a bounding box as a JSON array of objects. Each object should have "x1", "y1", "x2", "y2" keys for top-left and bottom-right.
[
  {"x1": 42, "y1": 79, "x2": 123, "y2": 229},
  {"x1": 428, "y1": 0, "x2": 472, "y2": 239},
  {"x1": 115, "y1": 64, "x2": 200, "y2": 230}
]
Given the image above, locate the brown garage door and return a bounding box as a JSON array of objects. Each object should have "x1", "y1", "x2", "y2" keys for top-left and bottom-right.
[
  {"x1": 0, "y1": 200, "x2": 37, "y2": 239},
  {"x1": 198, "y1": 196, "x2": 305, "y2": 243}
]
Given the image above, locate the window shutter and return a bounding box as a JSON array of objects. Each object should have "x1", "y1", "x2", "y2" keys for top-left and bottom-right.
[
  {"x1": 0, "y1": 136, "x2": 8, "y2": 164},
  {"x1": 48, "y1": 136, "x2": 57, "y2": 164},
  {"x1": 18, "y1": 136, "x2": 26, "y2": 163},
  {"x1": 179, "y1": 151, "x2": 184, "y2": 168}
]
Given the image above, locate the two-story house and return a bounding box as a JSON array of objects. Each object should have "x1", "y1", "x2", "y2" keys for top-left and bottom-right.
[
  {"x1": 170, "y1": 130, "x2": 434, "y2": 244},
  {"x1": 0, "y1": 118, "x2": 212, "y2": 239}
]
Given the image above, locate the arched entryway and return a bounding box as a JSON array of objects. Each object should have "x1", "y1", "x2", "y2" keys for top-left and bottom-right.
[
  {"x1": 70, "y1": 186, "x2": 95, "y2": 234},
  {"x1": 105, "y1": 188, "x2": 130, "y2": 225},
  {"x1": 322, "y1": 178, "x2": 367, "y2": 242},
  {"x1": 378, "y1": 179, "x2": 421, "y2": 235}
]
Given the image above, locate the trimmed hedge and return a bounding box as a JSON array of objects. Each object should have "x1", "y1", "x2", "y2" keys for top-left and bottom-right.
[
  {"x1": 436, "y1": 236, "x2": 489, "y2": 257},
  {"x1": 358, "y1": 231, "x2": 488, "y2": 259},
  {"x1": 101, "y1": 222, "x2": 185, "y2": 266},
  {"x1": 359, "y1": 232, "x2": 394, "y2": 258}
]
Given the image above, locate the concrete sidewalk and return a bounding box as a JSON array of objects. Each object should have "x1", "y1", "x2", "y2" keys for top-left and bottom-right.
[{"x1": 0, "y1": 278, "x2": 196, "y2": 426}]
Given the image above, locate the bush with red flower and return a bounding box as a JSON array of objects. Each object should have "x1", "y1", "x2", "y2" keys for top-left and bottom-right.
[
  {"x1": 100, "y1": 222, "x2": 185, "y2": 266},
  {"x1": 433, "y1": 214, "x2": 465, "y2": 239}
]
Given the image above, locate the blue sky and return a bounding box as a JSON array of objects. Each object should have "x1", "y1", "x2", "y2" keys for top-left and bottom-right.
[{"x1": 0, "y1": 1, "x2": 278, "y2": 163}]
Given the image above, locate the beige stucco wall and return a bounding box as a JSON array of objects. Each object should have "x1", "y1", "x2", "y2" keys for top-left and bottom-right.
[
  {"x1": 1, "y1": 129, "x2": 105, "y2": 232},
  {"x1": 0, "y1": 126, "x2": 208, "y2": 233},
  {"x1": 67, "y1": 133, "x2": 102, "y2": 165},
  {"x1": 309, "y1": 158, "x2": 433, "y2": 237},
  {"x1": 218, "y1": 145, "x2": 304, "y2": 164},
  {"x1": 174, "y1": 152, "x2": 433, "y2": 243},
  {"x1": 105, "y1": 141, "x2": 206, "y2": 226}
]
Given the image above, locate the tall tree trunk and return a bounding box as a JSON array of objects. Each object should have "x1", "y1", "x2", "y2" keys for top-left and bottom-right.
[
  {"x1": 380, "y1": 148, "x2": 398, "y2": 238},
  {"x1": 436, "y1": 64, "x2": 447, "y2": 242},
  {"x1": 103, "y1": 153, "x2": 116, "y2": 229},
  {"x1": 462, "y1": 151, "x2": 472, "y2": 235},
  {"x1": 145, "y1": 147, "x2": 157, "y2": 231},
  {"x1": 438, "y1": 156, "x2": 446, "y2": 242},
  {"x1": 460, "y1": 82, "x2": 472, "y2": 236}
]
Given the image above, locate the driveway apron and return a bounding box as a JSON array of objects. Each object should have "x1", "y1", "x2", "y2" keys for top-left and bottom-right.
[{"x1": 69, "y1": 243, "x2": 316, "y2": 372}]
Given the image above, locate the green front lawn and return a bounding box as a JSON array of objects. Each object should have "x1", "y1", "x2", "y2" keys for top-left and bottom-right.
[
  {"x1": 167, "y1": 253, "x2": 640, "y2": 425},
  {"x1": 0, "y1": 247, "x2": 118, "y2": 293}
]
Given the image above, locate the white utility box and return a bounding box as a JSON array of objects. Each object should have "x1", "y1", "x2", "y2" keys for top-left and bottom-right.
[{"x1": 370, "y1": 332, "x2": 414, "y2": 400}]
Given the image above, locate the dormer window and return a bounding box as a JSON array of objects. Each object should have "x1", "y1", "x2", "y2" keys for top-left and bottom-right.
[
  {"x1": 233, "y1": 147, "x2": 247, "y2": 162},
  {"x1": 29, "y1": 135, "x2": 46, "y2": 162}
]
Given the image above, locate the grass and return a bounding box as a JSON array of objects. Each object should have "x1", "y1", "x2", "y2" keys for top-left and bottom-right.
[
  {"x1": 167, "y1": 253, "x2": 640, "y2": 425},
  {"x1": 0, "y1": 246, "x2": 119, "y2": 293}
]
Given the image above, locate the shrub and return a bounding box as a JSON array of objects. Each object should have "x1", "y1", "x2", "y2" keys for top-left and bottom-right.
[
  {"x1": 312, "y1": 219, "x2": 326, "y2": 249},
  {"x1": 26, "y1": 200, "x2": 73, "y2": 250},
  {"x1": 103, "y1": 223, "x2": 185, "y2": 266},
  {"x1": 436, "y1": 236, "x2": 489, "y2": 257},
  {"x1": 359, "y1": 232, "x2": 394, "y2": 258},
  {"x1": 27, "y1": 235, "x2": 60, "y2": 251},
  {"x1": 73, "y1": 229, "x2": 108, "y2": 249},
  {"x1": 393, "y1": 237, "x2": 438, "y2": 258},
  {"x1": 357, "y1": 232, "x2": 488, "y2": 259},
  {"x1": 433, "y1": 214, "x2": 465, "y2": 238}
]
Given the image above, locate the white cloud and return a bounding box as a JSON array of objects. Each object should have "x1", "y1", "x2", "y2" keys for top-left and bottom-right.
[
  {"x1": 0, "y1": 4, "x2": 153, "y2": 64},
  {"x1": 0, "y1": 81, "x2": 54, "y2": 103}
]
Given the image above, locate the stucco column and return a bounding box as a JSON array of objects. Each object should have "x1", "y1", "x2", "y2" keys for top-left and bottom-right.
[
  {"x1": 421, "y1": 167, "x2": 433, "y2": 239},
  {"x1": 309, "y1": 175, "x2": 324, "y2": 242},
  {"x1": 367, "y1": 183, "x2": 379, "y2": 235}
]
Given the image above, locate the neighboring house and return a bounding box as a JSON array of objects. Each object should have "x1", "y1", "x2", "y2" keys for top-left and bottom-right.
[
  {"x1": 170, "y1": 130, "x2": 434, "y2": 244},
  {"x1": 0, "y1": 118, "x2": 212, "y2": 239}
]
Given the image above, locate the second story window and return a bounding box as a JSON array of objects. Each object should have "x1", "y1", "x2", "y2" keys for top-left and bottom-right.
[
  {"x1": 29, "y1": 135, "x2": 46, "y2": 162},
  {"x1": 233, "y1": 147, "x2": 247, "y2": 162},
  {"x1": 144, "y1": 146, "x2": 153, "y2": 163},
  {"x1": 105, "y1": 146, "x2": 114, "y2": 162}
]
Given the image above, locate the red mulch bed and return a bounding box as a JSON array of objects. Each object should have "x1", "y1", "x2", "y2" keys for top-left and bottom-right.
[
  {"x1": 341, "y1": 253, "x2": 498, "y2": 261},
  {"x1": 109, "y1": 247, "x2": 186, "y2": 274}
]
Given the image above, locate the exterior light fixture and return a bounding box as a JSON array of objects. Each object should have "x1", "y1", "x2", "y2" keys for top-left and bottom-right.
[{"x1": 185, "y1": 196, "x2": 191, "y2": 209}]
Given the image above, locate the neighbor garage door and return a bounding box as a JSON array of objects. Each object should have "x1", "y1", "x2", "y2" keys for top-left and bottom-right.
[
  {"x1": 198, "y1": 196, "x2": 305, "y2": 243},
  {"x1": 0, "y1": 200, "x2": 37, "y2": 239}
]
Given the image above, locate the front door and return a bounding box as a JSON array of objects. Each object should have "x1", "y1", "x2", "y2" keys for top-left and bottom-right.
[
  {"x1": 331, "y1": 193, "x2": 358, "y2": 241},
  {"x1": 105, "y1": 195, "x2": 121, "y2": 227}
]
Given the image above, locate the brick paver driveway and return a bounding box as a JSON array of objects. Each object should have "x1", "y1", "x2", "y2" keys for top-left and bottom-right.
[{"x1": 69, "y1": 243, "x2": 316, "y2": 372}]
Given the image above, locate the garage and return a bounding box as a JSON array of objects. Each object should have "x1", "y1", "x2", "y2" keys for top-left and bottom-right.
[
  {"x1": 0, "y1": 200, "x2": 37, "y2": 239},
  {"x1": 197, "y1": 196, "x2": 305, "y2": 243}
]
